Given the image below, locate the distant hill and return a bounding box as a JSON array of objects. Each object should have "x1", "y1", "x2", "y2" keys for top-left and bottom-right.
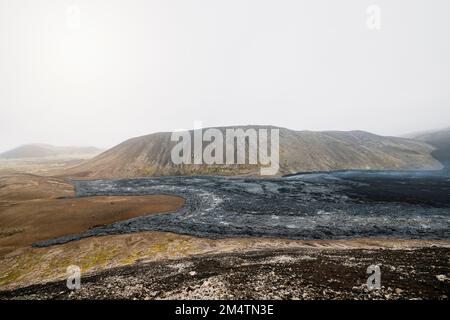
[
  {"x1": 66, "y1": 126, "x2": 442, "y2": 178},
  {"x1": 409, "y1": 128, "x2": 450, "y2": 169},
  {"x1": 0, "y1": 144, "x2": 103, "y2": 160}
]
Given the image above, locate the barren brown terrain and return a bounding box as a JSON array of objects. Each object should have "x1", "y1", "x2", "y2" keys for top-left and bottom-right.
[
  {"x1": 0, "y1": 173, "x2": 185, "y2": 256},
  {"x1": 0, "y1": 159, "x2": 87, "y2": 177},
  {"x1": 0, "y1": 173, "x2": 74, "y2": 202}
]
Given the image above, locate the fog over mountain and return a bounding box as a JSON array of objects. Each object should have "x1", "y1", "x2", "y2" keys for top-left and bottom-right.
[{"x1": 1, "y1": 0, "x2": 450, "y2": 152}]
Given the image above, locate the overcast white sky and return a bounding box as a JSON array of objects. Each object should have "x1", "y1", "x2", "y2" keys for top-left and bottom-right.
[{"x1": 0, "y1": 0, "x2": 449, "y2": 152}]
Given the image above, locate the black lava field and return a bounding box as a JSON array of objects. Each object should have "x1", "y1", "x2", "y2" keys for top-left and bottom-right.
[{"x1": 34, "y1": 170, "x2": 450, "y2": 247}]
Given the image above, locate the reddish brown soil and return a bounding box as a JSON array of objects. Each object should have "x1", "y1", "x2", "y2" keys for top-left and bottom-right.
[{"x1": 0, "y1": 174, "x2": 185, "y2": 255}]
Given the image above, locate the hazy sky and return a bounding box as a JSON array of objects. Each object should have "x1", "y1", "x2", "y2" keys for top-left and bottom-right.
[{"x1": 0, "y1": 0, "x2": 449, "y2": 152}]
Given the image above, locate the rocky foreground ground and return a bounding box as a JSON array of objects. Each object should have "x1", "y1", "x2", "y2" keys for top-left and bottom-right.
[{"x1": 1, "y1": 247, "x2": 449, "y2": 300}]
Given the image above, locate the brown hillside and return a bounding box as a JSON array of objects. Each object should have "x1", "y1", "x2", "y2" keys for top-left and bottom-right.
[{"x1": 66, "y1": 126, "x2": 442, "y2": 178}]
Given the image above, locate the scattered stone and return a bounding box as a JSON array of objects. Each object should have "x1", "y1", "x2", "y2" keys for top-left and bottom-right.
[
  {"x1": 1, "y1": 247, "x2": 449, "y2": 300},
  {"x1": 436, "y1": 274, "x2": 449, "y2": 282}
]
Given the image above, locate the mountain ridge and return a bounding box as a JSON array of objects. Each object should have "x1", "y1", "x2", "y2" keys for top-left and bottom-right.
[
  {"x1": 408, "y1": 128, "x2": 450, "y2": 169},
  {"x1": 66, "y1": 126, "x2": 443, "y2": 178}
]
